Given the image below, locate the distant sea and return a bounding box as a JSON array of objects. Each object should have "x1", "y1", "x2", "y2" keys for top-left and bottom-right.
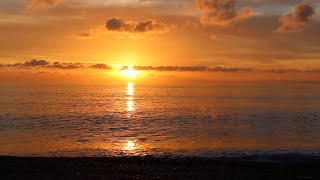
[{"x1": 1, "y1": 82, "x2": 320, "y2": 161}]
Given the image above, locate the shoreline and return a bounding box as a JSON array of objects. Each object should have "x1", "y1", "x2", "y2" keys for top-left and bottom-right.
[{"x1": 1, "y1": 156, "x2": 319, "y2": 179}]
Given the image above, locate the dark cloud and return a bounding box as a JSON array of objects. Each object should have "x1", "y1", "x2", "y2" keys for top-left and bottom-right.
[
  {"x1": 194, "y1": 0, "x2": 254, "y2": 25},
  {"x1": 26, "y1": 0, "x2": 65, "y2": 8},
  {"x1": 105, "y1": 17, "x2": 170, "y2": 33},
  {"x1": 126, "y1": 65, "x2": 252, "y2": 72},
  {"x1": 276, "y1": 2, "x2": 316, "y2": 33},
  {"x1": 120, "y1": 65, "x2": 320, "y2": 74},
  {"x1": 106, "y1": 18, "x2": 126, "y2": 31},
  {"x1": 1, "y1": 60, "x2": 113, "y2": 70},
  {"x1": 23, "y1": 59, "x2": 50, "y2": 66},
  {"x1": 91, "y1": 64, "x2": 112, "y2": 70},
  {"x1": 208, "y1": 66, "x2": 253, "y2": 72},
  {"x1": 3, "y1": 60, "x2": 50, "y2": 67},
  {"x1": 79, "y1": 33, "x2": 91, "y2": 37},
  {"x1": 5, "y1": 63, "x2": 22, "y2": 67},
  {"x1": 132, "y1": 66, "x2": 208, "y2": 71},
  {"x1": 47, "y1": 62, "x2": 84, "y2": 69},
  {"x1": 265, "y1": 69, "x2": 320, "y2": 74}
]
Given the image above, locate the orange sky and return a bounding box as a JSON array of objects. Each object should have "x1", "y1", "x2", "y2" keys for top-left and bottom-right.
[{"x1": 0, "y1": 0, "x2": 320, "y2": 83}]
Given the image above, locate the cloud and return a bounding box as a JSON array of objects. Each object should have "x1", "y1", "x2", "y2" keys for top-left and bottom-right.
[
  {"x1": 105, "y1": 17, "x2": 170, "y2": 33},
  {"x1": 208, "y1": 66, "x2": 253, "y2": 72},
  {"x1": 2, "y1": 59, "x2": 50, "y2": 67},
  {"x1": 26, "y1": 0, "x2": 65, "y2": 9},
  {"x1": 91, "y1": 64, "x2": 112, "y2": 70},
  {"x1": 120, "y1": 65, "x2": 320, "y2": 74},
  {"x1": 195, "y1": 0, "x2": 254, "y2": 25},
  {"x1": 47, "y1": 62, "x2": 84, "y2": 69},
  {"x1": 2, "y1": 61, "x2": 320, "y2": 74},
  {"x1": 132, "y1": 66, "x2": 208, "y2": 71},
  {"x1": 24, "y1": 59, "x2": 50, "y2": 66},
  {"x1": 120, "y1": 66, "x2": 130, "y2": 71},
  {"x1": 122, "y1": 65, "x2": 252, "y2": 72},
  {"x1": 1, "y1": 60, "x2": 113, "y2": 70},
  {"x1": 79, "y1": 33, "x2": 91, "y2": 37},
  {"x1": 276, "y1": 2, "x2": 316, "y2": 33}
]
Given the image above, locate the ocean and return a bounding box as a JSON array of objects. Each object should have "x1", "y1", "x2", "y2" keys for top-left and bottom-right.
[{"x1": 1, "y1": 82, "x2": 320, "y2": 161}]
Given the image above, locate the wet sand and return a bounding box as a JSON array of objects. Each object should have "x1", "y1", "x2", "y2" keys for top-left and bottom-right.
[{"x1": 1, "y1": 156, "x2": 319, "y2": 180}]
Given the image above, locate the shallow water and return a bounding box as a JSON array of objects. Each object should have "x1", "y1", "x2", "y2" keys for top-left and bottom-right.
[{"x1": 0, "y1": 82, "x2": 320, "y2": 159}]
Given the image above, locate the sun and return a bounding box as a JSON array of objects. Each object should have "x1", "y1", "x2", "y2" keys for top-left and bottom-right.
[{"x1": 121, "y1": 67, "x2": 139, "y2": 78}]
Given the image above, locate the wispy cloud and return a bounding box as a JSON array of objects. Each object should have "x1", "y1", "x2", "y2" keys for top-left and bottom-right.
[{"x1": 26, "y1": 0, "x2": 65, "y2": 9}]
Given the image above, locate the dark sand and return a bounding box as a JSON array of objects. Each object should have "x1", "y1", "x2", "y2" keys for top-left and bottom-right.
[{"x1": 1, "y1": 156, "x2": 319, "y2": 180}]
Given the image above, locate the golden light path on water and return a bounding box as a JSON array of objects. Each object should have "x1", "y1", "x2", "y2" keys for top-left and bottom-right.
[
  {"x1": 124, "y1": 140, "x2": 137, "y2": 151},
  {"x1": 122, "y1": 82, "x2": 139, "y2": 155},
  {"x1": 126, "y1": 82, "x2": 135, "y2": 114}
]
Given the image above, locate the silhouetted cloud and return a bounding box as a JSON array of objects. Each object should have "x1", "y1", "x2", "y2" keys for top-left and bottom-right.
[
  {"x1": 132, "y1": 66, "x2": 208, "y2": 71},
  {"x1": 1, "y1": 60, "x2": 113, "y2": 70},
  {"x1": 26, "y1": 0, "x2": 65, "y2": 9},
  {"x1": 263, "y1": 69, "x2": 320, "y2": 74},
  {"x1": 23, "y1": 59, "x2": 50, "y2": 66},
  {"x1": 119, "y1": 65, "x2": 320, "y2": 74},
  {"x1": 120, "y1": 65, "x2": 252, "y2": 72},
  {"x1": 5, "y1": 63, "x2": 22, "y2": 67},
  {"x1": 47, "y1": 62, "x2": 84, "y2": 69},
  {"x1": 2, "y1": 61, "x2": 320, "y2": 74},
  {"x1": 3, "y1": 59, "x2": 49, "y2": 67},
  {"x1": 195, "y1": 0, "x2": 254, "y2": 25},
  {"x1": 276, "y1": 2, "x2": 316, "y2": 33},
  {"x1": 91, "y1": 64, "x2": 112, "y2": 70},
  {"x1": 79, "y1": 33, "x2": 91, "y2": 37},
  {"x1": 105, "y1": 17, "x2": 170, "y2": 33},
  {"x1": 208, "y1": 66, "x2": 253, "y2": 72},
  {"x1": 120, "y1": 66, "x2": 130, "y2": 71}
]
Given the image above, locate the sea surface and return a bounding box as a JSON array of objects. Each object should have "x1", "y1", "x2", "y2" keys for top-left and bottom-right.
[{"x1": 1, "y1": 82, "x2": 320, "y2": 161}]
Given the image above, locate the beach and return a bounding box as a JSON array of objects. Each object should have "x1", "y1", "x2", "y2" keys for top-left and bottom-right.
[{"x1": 1, "y1": 156, "x2": 320, "y2": 179}]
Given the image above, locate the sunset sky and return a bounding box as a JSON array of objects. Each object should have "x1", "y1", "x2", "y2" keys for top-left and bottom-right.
[{"x1": 1, "y1": 0, "x2": 320, "y2": 83}]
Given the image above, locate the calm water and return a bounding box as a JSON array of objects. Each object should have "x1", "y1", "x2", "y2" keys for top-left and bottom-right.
[{"x1": 1, "y1": 82, "x2": 320, "y2": 159}]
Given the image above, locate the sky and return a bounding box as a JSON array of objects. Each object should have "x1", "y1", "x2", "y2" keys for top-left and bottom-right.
[{"x1": 0, "y1": 0, "x2": 320, "y2": 83}]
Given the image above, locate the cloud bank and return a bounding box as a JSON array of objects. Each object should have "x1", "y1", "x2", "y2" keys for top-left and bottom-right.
[
  {"x1": 120, "y1": 65, "x2": 320, "y2": 74},
  {"x1": 1, "y1": 60, "x2": 112, "y2": 70},
  {"x1": 276, "y1": 2, "x2": 316, "y2": 33},
  {"x1": 127, "y1": 65, "x2": 252, "y2": 72},
  {"x1": 195, "y1": 0, "x2": 254, "y2": 25},
  {"x1": 2, "y1": 61, "x2": 320, "y2": 74}
]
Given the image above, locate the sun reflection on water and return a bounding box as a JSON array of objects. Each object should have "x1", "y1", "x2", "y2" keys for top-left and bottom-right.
[
  {"x1": 127, "y1": 82, "x2": 134, "y2": 96},
  {"x1": 126, "y1": 82, "x2": 135, "y2": 117},
  {"x1": 127, "y1": 101, "x2": 134, "y2": 112},
  {"x1": 124, "y1": 140, "x2": 136, "y2": 151}
]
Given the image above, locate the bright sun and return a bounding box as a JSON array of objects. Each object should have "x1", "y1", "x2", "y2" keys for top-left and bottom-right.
[{"x1": 121, "y1": 67, "x2": 139, "y2": 78}]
